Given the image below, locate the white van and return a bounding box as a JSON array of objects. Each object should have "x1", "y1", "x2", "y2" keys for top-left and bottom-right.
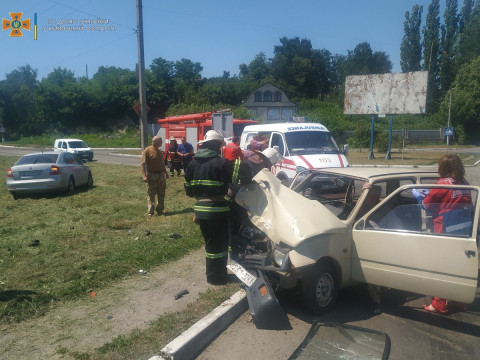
[
  {"x1": 54, "y1": 138, "x2": 94, "y2": 161},
  {"x1": 240, "y1": 123, "x2": 348, "y2": 184}
]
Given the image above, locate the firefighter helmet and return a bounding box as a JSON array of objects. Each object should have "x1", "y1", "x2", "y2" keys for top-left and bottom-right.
[{"x1": 199, "y1": 130, "x2": 226, "y2": 146}]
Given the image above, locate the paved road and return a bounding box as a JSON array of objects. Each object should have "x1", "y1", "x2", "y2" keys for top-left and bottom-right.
[{"x1": 0, "y1": 146, "x2": 142, "y2": 166}]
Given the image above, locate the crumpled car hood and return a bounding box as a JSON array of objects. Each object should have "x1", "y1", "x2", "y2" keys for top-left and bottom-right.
[{"x1": 235, "y1": 169, "x2": 346, "y2": 248}]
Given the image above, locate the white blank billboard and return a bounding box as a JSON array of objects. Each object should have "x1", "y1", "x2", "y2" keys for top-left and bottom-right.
[{"x1": 344, "y1": 71, "x2": 428, "y2": 115}]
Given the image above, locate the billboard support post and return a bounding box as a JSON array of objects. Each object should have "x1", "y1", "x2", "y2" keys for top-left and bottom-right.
[
  {"x1": 368, "y1": 115, "x2": 375, "y2": 160},
  {"x1": 385, "y1": 115, "x2": 393, "y2": 160}
]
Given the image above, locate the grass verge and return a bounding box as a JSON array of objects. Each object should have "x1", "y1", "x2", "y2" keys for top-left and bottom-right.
[
  {"x1": 0, "y1": 156, "x2": 204, "y2": 323},
  {"x1": 346, "y1": 148, "x2": 480, "y2": 166}
]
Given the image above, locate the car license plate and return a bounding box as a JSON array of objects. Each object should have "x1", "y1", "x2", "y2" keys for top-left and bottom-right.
[
  {"x1": 227, "y1": 260, "x2": 257, "y2": 287},
  {"x1": 21, "y1": 170, "x2": 42, "y2": 176}
]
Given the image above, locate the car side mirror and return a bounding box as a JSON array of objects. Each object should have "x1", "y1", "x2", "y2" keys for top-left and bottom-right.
[{"x1": 343, "y1": 144, "x2": 349, "y2": 156}]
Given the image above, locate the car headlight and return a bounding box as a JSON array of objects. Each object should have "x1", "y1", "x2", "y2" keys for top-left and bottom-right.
[
  {"x1": 296, "y1": 166, "x2": 307, "y2": 173},
  {"x1": 273, "y1": 247, "x2": 288, "y2": 267}
]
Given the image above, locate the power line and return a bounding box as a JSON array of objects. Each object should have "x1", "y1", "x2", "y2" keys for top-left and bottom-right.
[{"x1": 36, "y1": 32, "x2": 136, "y2": 75}]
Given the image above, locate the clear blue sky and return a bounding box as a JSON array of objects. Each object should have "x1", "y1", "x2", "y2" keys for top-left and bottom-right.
[{"x1": 1, "y1": 0, "x2": 447, "y2": 81}]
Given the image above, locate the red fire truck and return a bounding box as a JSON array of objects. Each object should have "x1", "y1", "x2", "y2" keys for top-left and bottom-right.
[{"x1": 155, "y1": 110, "x2": 257, "y2": 150}]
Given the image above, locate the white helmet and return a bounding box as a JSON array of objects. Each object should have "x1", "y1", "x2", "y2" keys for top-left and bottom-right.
[
  {"x1": 262, "y1": 147, "x2": 283, "y2": 165},
  {"x1": 169, "y1": 136, "x2": 176, "y2": 141},
  {"x1": 199, "y1": 130, "x2": 226, "y2": 146}
]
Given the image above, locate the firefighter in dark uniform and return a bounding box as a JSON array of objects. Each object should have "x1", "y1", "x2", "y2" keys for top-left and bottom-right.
[
  {"x1": 166, "y1": 136, "x2": 182, "y2": 177},
  {"x1": 184, "y1": 130, "x2": 251, "y2": 285}
]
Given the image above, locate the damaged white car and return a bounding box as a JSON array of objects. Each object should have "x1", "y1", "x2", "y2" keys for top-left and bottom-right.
[{"x1": 231, "y1": 167, "x2": 479, "y2": 315}]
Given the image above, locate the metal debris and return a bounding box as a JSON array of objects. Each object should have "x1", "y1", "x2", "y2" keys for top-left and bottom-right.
[{"x1": 174, "y1": 289, "x2": 189, "y2": 300}]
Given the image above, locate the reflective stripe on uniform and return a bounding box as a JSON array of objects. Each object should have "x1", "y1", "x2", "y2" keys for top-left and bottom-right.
[
  {"x1": 194, "y1": 204, "x2": 230, "y2": 213},
  {"x1": 232, "y1": 158, "x2": 241, "y2": 185},
  {"x1": 206, "y1": 251, "x2": 228, "y2": 259},
  {"x1": 185, "y1": 179, "x2": 225, "y2": 187}
]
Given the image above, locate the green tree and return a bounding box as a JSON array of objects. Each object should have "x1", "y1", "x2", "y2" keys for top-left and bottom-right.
[
  {"x1": 422, "y1": 0, "x2": 442, "y2": 113},
  {"x1": 337, "y1": 42, "x2": 392, "y2": 77},
  {"x1": 438, "y1": 56, "x2": 480, "y2": 144},
  {"x1": 239, "y1": 52, "x2": 272, "y2": 81},
  {"x1": 459, "y1": 0, "x2": 475, "y2": 33},
  {"x1": 400, "y1": 5, "x2": 423, "y2": 72},
  {"x1": 172, "y1": 58, "x2": 204, "y2": 103},
  {"x1": 271, "y1": 36, "x2": 317, "y2": 99},
  {"x1": 311, "y1": 49, "x2": 337, "y2": 99},
  {"x1": 440, "y1": 0, "x2": 459, "y2": 94},
  {"x1": 148, "y1": 57, "x2": 176, "y2": 118},
  {"x1": 298, "y1": 98, "x2": 349, "y2": 136},
  {"x1": 457, "y1": 4, "x2": 480, "y2": 67},
  {"x1": 0, "y1": 65, "x2": 39, "y2": 137},
  {"x1": 37, "y1": 67, "x2": 83, "y2": 132},
  {"x1": 85, "y1": 66, "x2": 137, "y2": 128}
]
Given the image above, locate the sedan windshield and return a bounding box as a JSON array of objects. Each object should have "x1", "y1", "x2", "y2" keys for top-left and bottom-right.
[
  {"x1": 284, "y1": 131, "x2": 340, "y2": 155},
  {"x1": 68, "y1": 141, "x2": 88, "y2": 148},
  {"x1": 16, "y1": 154, "x2": 59, "y2": 165}
]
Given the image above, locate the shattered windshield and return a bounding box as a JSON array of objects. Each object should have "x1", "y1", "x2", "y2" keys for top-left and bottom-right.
[
  {"x1": 293, "y1": 172, "x2": 367, "y2": 220},
  {"x1": 284, "y1": 131, "x2": 340, "y2": 156}
]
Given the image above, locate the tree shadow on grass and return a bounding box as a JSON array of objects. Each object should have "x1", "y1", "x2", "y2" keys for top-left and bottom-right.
[{"x1": 0, "y1": 289, "x2": 37, "y2": 302}]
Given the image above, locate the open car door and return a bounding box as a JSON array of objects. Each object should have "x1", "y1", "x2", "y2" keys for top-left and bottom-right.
[{"x1": 351, "y1": 184, "x2": 479, "y2": 304}]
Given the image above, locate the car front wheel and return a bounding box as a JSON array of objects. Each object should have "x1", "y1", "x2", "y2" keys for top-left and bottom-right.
[{"x1": 302, "y1": 261, "x2": 338, "y2": 315}]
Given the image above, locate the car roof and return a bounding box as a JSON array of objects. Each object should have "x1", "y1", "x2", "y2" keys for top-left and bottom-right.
[
  {"x1": 55, "y1": 138, "x2": 84, "y2": 142},
  {"x1": 22, "y1": 151, "x2": 61, "y2": 156},
  {"x1": 243, "y1": 122, "x2": 329, "y2": 133},
  {"x1": 307, "y1": 166, "x2": 438, "y2": 180}
]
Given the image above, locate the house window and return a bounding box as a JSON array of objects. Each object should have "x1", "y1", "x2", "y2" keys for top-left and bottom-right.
[
  {"x1": 254, "y1": 92, "x2": 262, "y2": 102},
  {"x1": 264, "y1": 91, "x2": 272, "y2": 102},
  {"x1": 267, "y1": 108, "x2": 280, "y2": 120},
  {"x1": 274, "y1": 91, "x2": 282, "y2": 102},
  {"x1": 281, "y1": 108, "x2": 293, "y2": 121}
]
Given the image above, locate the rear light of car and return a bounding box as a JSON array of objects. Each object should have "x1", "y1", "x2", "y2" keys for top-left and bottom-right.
[
  {"x1": 6, "y1": 168, "x2": 13, "y2": 178},
  {"x1": 50, "y1": 165, "x2": 61, "y2": 175}
]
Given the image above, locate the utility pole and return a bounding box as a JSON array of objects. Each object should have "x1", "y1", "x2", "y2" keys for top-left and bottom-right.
[
  {"x1": 447, "y1": 90, "x2": 452, "y2": 146},
  {"x1": 136, "y1": 0, "x2": 148, "y2": 149}
]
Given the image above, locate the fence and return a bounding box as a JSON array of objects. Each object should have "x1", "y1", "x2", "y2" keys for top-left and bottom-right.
[{"x1": 338, "y1": 128, "x2": 447, "y2": 147}]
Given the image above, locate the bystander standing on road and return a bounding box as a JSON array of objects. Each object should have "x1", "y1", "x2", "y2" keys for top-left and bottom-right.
[
  {"x1": 141, "y1": 136, "x2": 169, "y2": 217},
  {"x1": 415, "y1": 154, "x2": 472, "y2": 314},
  {"x1": 177, "y1": 136, "x2": 194, "y2": 174}
]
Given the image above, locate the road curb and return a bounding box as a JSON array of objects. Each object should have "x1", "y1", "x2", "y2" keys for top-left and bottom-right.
[{"x1": 150, "y1": 289, "x2": 248, "y2": 360}]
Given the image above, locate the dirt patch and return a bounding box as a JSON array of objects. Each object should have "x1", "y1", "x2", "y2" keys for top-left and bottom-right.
[{"x1": 1, "y1": 248, "x2": 213, "y2": 359}]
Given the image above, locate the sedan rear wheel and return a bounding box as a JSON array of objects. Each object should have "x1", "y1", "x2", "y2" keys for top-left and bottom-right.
[
  {"x1": 66, "y1": 177, "x2": 75, "y2": 194},
  {"x1": 302, "y1": 261, "x2": 338, "y2": 315},
  {"x1": 87, "y1": 172, "x2": 93, "y2": 188}
]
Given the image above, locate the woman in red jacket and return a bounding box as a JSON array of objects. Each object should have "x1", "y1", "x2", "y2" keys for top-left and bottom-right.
[{"x1": 421, "y1": 154, "x2": 472, "y2": 313}]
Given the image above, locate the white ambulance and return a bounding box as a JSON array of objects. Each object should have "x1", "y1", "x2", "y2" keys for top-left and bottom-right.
[{"x1": 240, "y1": 123, "x2": 349, "y2": 184}]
